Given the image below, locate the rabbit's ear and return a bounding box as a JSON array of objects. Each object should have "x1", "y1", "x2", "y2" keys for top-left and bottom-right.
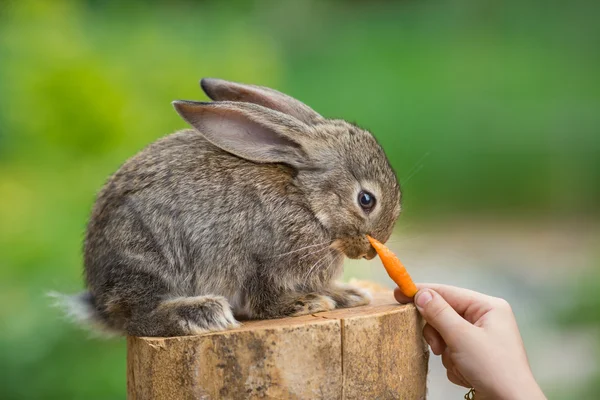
[
  {"x1": 200, "y1": 78, "x2": 323, "y2": 125},
  {"x1": 173, "y1": 100, "x2": 313, "y2": 168}
]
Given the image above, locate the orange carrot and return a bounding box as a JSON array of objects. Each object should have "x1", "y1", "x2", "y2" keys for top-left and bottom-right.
[{"x1": 366, "y1": 235, "x2": 418, "y2": 298}]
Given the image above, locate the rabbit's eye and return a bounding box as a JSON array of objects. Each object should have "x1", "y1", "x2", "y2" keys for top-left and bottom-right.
[{"x1": 358, "y1": 190, "x2": 376, "y2": 212}]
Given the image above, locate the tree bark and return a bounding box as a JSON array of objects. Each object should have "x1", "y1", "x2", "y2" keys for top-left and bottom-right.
[{"x1": 127, "y1": 287, "x2": 429, "y2": 399}]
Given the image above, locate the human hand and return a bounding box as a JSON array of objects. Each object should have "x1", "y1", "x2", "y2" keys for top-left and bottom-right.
[{"x1": 395, "y1": 284, "x2": 546, "y2": 400}]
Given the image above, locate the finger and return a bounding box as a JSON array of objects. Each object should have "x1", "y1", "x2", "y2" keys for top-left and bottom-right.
[
  {"x1": 441, "y1": 349, "x2": 453, "y2": 371},
  {"x1": 396, "y1": 283, "x2": 489, "y2": 310},
  {"x1": 394, "y1": 287, "x2": 413, "y2": 304},
  {"x1": 414, "y1": 289, "x2": 471, "y2": 342},
  {"x1": 442, "y1": 350, "x2": 471, "y2": 388},
  {"x1": 447, "y1": 370, "x2": 470, "y2": 388},
  {"x1": 423, "y1": 324, "x2": 446, "y2": 355},
  {"x1": 415, "y1": 283, "x2": 489, "y2": 313},
  {"x1": 414, "y1": 283, "x2": 497, "y2": 325}
]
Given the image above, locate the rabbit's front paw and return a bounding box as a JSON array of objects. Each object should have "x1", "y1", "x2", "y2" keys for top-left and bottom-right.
[
  {"x1": 327, "y1": 284, "x2": 372, "y2": 309},
  {"x1": 289, "y1": 293, "x2": 336, "y2": 316}
]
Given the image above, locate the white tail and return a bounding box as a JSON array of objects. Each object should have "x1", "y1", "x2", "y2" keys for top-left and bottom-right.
[{"x1": 48, "y1": 291, "x2": 121, "y2": 338}]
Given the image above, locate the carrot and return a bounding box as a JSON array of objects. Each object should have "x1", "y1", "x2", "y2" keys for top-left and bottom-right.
[{"x1": 366, "y1": 235, "x2": 418, "y2": 298}]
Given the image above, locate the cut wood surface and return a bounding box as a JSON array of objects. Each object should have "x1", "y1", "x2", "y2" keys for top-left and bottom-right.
[{"x1": 127, "y1": 285, "x2": 429, "y2": 400}]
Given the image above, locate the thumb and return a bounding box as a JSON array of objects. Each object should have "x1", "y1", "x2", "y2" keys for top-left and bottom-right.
[{"x1": 414, "y1": 289, "x2": 470, "y2": 342}]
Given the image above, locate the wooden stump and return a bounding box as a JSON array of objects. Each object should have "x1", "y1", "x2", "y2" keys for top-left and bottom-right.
[{"x1": 127, "y1": 288, "x2": 429, "y2": 400}]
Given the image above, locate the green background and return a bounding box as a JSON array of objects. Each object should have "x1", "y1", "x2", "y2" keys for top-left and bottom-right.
[{"x1": 1, "y1": 0, "x2": 598, "y2": 398}]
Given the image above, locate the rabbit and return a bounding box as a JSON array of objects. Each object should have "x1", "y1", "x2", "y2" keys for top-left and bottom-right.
[{"x1": 61, "y1": 78, "x2": 402, "y2": 337}]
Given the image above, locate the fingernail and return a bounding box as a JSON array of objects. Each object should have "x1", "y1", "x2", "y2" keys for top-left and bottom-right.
[{"x1": 415, "y1": 290, "x2": 433, "y2": 310}]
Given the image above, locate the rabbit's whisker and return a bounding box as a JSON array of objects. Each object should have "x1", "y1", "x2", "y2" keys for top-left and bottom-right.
[
  {"x1": 402, "y1": 164, "x2": 424, "y2": 186},
  {"x1": 313, "y1": 253, "x2": 342, "y2": 285},
  {"x1": 400, "y1": 151, "x2": 430, "y2": 185},
  {"x1": 297, "y1": 245, "x2": 331, "y2": 261},
  {"x1": 302, "y1": 252, "x2": 331, "y2": 285},
  {"x1": 270, "y1": 241, "x2": 331, "y2": 258}
]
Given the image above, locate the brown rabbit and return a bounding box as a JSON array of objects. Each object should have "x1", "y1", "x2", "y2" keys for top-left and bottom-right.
[{"x1": 62, "y1": 78, "x2": 401, "y2": 337}]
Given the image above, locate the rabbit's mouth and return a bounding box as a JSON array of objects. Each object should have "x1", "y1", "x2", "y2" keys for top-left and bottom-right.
[
  {"x1": 330, "y1": 236, "x2": 377, "y2": 260},
  {"x1": 362, "y1": 249, "x2": 377, "y2": 260}
]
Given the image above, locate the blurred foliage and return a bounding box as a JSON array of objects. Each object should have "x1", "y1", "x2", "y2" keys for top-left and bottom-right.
[
  {"x1": 0, "y1": 0, "x2": 599, "y2": 398},
  {"x1": 552, "y1": 267, "x2": 600, "y2": 399},
  {"x1": 557, "y1": 269, "x2": 600, "y2": 329}
]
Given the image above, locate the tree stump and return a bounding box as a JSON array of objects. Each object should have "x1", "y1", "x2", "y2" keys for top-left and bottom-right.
[{"x1": 127, "y1": 287, "x2": 429, "y2": 399}]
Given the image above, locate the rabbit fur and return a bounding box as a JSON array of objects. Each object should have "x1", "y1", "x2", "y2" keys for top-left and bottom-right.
[{"x1": 64, "y1": 78, "x2": 401, "y2": 337}]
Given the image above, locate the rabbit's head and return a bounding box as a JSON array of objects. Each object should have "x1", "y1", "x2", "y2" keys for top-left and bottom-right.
[{"x1": 174, "y1": 78, "x2": 401, "y2": 260}]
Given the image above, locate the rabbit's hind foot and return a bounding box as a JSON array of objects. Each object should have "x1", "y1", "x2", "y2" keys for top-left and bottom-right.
[
  {"x1": 158, "y1": 295, "x2": 240, "y2": 336},
  {"x1": 324, "y1": 284, "x2": 372, "y2": 309}
]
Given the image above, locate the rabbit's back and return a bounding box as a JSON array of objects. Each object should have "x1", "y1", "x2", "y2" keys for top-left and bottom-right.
[{"x1": 84, "y1": 129, "x2": 324, "y2": 304}]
